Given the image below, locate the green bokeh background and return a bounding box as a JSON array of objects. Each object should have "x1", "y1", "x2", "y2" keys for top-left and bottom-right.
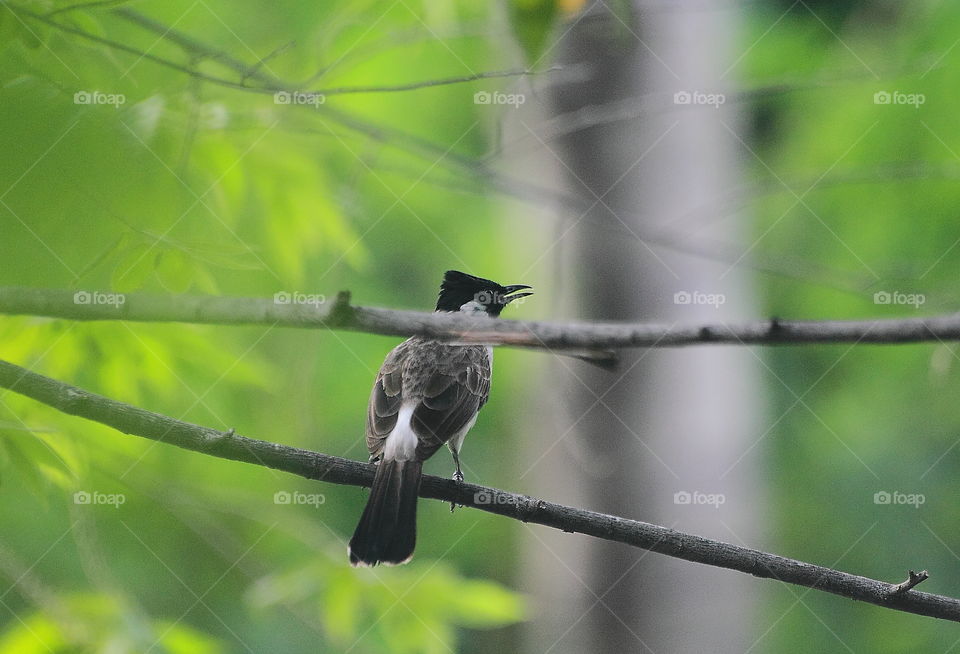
[{"x1": 2, "y1": 0, "x2": 960, "y2": 652}]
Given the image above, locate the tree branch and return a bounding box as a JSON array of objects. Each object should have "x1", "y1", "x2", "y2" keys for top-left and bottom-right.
[
  {"x1": 1, "y1": 287, "x2": 959, "y2": 355},
  {"x1": 0, "y1": 356, "x2": 957, "y2": 621},
  {"x1": 18, "y1": 6, "x2": 556, "y2": 97}
]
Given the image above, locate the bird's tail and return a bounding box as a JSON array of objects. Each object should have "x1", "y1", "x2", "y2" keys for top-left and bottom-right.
[{"x1": 349, "y1": 459, "x2": 422, "y2": 567}]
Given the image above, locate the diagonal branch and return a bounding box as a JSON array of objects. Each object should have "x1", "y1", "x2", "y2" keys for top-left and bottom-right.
[
  {"x1": 1, "y1": 356, "x2": 958, "y2": 621},
  {"x1": 1, "y1": 287, "x2": 959, "y2": 355}
]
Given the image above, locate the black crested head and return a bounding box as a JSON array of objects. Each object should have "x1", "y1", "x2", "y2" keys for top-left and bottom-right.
[{"x1": 435, "y1": 270, "x2": 533, "y2": 317}]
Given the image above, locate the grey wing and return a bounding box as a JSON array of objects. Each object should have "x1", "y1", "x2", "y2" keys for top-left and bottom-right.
[
  {"x1": 411, "y1": 346, "x2": 491, "y2": 460},
  {"x1": 365, "y1": 343, "x2": 407, "y2": 459}
]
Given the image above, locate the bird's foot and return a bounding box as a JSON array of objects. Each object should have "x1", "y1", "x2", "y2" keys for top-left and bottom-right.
[{"x1": 450, "y1": 470, "x2": 464, "y2": 512}]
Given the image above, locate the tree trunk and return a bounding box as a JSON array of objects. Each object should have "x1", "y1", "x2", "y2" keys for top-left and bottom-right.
[{"x1": 519, "y1": 3, "x2": 766, "y2": 652}]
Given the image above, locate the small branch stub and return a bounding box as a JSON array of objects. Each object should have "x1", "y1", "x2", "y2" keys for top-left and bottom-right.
[
  {"x1": 328, "y1": 290, "x2": 354, "y2": 326},
  {"x1": 891, "y1": 570, "x2": 930, "y2": 595}
]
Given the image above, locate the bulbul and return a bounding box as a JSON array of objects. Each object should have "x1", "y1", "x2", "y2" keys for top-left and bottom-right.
[{"x1": 348, "y1": 270, "x2": 533, "y2": 567}]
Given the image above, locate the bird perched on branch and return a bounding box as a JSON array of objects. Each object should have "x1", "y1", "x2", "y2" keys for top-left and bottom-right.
[{"x1": 348, "y1": 270, "x2": 533, "y2": 566}]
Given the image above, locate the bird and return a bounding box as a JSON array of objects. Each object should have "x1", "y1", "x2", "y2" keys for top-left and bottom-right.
[{"x1": 348, "y1": 270, "x2": 533, "y2": 567}]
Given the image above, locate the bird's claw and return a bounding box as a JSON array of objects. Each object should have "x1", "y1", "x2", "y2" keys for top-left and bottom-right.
[{"x1": 450, "y1": 470, "x2": 464, "y2": 512}]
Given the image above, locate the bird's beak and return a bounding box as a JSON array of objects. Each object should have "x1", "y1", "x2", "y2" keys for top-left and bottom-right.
[{"x1": 502, "y1": 284, "x2": 533, "y2": 304}]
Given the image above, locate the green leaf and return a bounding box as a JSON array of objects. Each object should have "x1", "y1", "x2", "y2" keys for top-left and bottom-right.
[
  {"x1": 508, "y1": 0, "x2": 558, "y2": 66},
  {"x1": 322, "y1": 568, "x2": 362, "y2": 644},
  {"x1": 111, "y1": 243, "x2": 157, "y2": 292},
  {"x1": 0, "y1": 428, "x2": 78, "y2": 496},
  {"x1": 0, "y1": 613, "x2": 65, "y2": 654},
  {"x1": 61, "y1": 10, "x2": 107, "y2": 42},
  {"x1": 154, "y1": 249, "x2": 195, "y2": 293},
  {"x1": 448, "y1": 578, "x2": 528, "y2": 626},
  {"x1": 155, "y1": 621, "x2": 225, "y2": 654}
]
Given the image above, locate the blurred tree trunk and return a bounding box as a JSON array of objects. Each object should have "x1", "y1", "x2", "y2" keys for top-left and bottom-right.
[{"x1": 519, "y1": 3, "x2": 766, "y2": 652}]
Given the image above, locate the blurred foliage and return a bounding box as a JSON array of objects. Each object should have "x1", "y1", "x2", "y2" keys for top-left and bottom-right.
[
  {"x1": 743, "y1": 1, "x2": 960, "y2": 651},
  {"x1": 0, "y1": 0, "x2": 536, "y2": 652}
]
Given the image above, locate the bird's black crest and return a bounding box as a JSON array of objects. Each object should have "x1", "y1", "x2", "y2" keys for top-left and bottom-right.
[{"x1": 436, "y1": 270, "x2": 526, "y2": 316}]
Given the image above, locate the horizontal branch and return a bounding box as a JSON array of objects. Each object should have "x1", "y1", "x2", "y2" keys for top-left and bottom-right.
[
  {"x1": 1, "y1": 356, "x2": 958, "y2": 621},
  {"x1": 1, "y1": 287, "x2": 959, "y2": 355}
]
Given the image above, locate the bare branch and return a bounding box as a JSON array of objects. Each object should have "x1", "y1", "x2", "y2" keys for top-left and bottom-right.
[
  {"x1": 20, "y1": 7, "x2": 556, "y2": 97},
  {"x1": 0, "y1": 356, "x2": 957, "y2": 621},
  {"x1": 0, "y1": 287, "x2": 958, "y2": 354}
]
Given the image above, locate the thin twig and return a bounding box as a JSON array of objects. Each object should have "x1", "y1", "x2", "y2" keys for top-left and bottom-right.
[
  {"x1": 21, "y1": 7, "x2": 557, "y2": 97},
  {"x1": 0, "y1": 357, "x2": 956, "y2": 621},
  {"x1": 20, "y1": 3, "x2": 921, "y2": 302}
]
